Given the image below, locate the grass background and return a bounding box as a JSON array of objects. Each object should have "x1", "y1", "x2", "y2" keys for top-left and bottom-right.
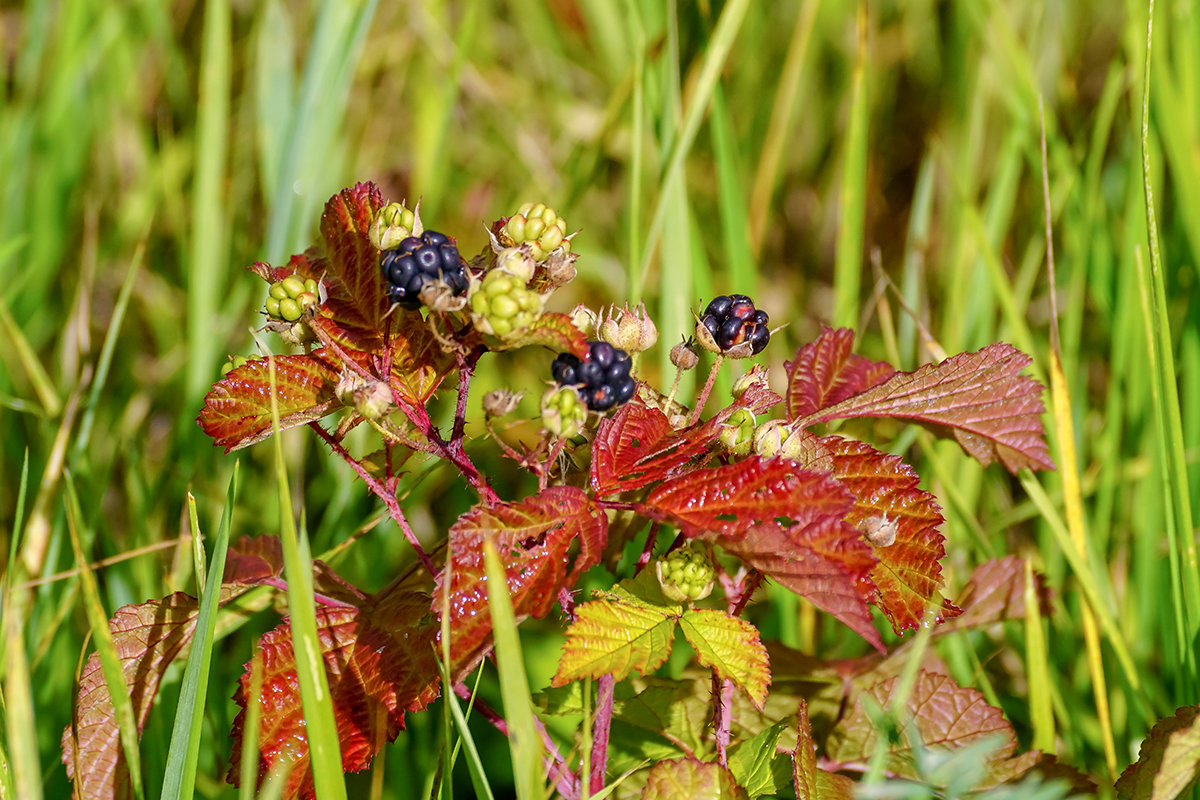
[{"x1": 2, "y1": 0, "x2": 1198, "y2": 796}]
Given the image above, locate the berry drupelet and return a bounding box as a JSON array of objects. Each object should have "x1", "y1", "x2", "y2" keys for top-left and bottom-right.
[
  {"x1": 551, "y1": 341, "x2": 637, "y2": 412},
  {"x1": 380, "y1": 230, "x2": 469, "y2": 309},
  {"x1": 700, "y1": 294, "x2": 770, "y2": 354}
]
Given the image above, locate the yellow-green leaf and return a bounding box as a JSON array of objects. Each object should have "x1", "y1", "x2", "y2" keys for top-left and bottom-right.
[
  {"x1": 678, "y1": 609, "x2": 770, "y2": 709},
  {"x1": 551, "y1": 597, "x2": 678, "y2": 686}
]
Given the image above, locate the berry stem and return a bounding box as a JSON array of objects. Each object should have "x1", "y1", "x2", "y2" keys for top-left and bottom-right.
[
  {"x1": 688, "y1": 354, "x2": 725, "y2": 426},
  {"x1": 590, "y1": 673, "x2": 616, "y2": 794},
  {"x1": 308, "y1": 421, "x2": 438, "y2": 576},
  {"x1": 634, "y1": 521, "x2": 662, "y2": 573},
  {"x1": 712, "y1": 674, "x2": 734, "y2": 767}
]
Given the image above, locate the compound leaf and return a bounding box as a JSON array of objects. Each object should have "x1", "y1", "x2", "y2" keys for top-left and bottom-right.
[
  {"x1": 678, "y1": 609, "x2": 770, "y2": 709},
  {"x1": 784, "y1": 327, "x2": 895, "y2": 420},
  {"x1": 197, "y1": 353, "x2": 343, "y2": 452},
  {"x1": 800, "y1": 343, "x2": 1054, "y2": 473},
  {"x1": 316, "y1": 181, "x2": 391, "y2": 337}
]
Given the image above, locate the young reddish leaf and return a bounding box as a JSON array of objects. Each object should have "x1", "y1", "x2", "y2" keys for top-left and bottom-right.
[
  {"x1": 435, "y1": 486, "x2": 608, "y2": 670},
  {"x1": 639, "y1": 457, "x2": 854, "y2": 541},
  {"x1": 784, "y1": 327, "x2": 896, "y2": 420},
  {"x1": 1116, "y1": 705, "x2": 1200, "y2": 800},
  {"x1": 228, "y1": 589, "x2": 440, "y2": 800},
  {"x1": 316, "y1": 181, "x2": 391, "y2": 335},
  {"x1": 823, "y1": 436, "x2": 961, "y2": 633},
  {"x1": 800, "y1": 343, "x2": 1054, "y2": 474},
  {"x1": 490, "y1": 310, "x2": 588, "y2": 356},
  {"x1": 61, "y1": 588, "x2": 254, "y2": 800},
  {"x1": 642, "y1": 757, "x2": 748, "y2": 800},
  {"x1": 826, "y1": 670, "x2": 1040, "y2": 784},
  {"x1": 197, "y1": 353, "x2": 343, "y2": 452},
  {"x1": 324, "y1": 312, "x2": 456, "y2": 408},
  {"x1": 551, "y1": 595, "x2": 678, "y2": 686},
  {"x1": 678, "y1": 609, "x2": 770, "y2": 709},
  {"x1": 794, "y1": 700, "x2": 854, "y2": 800},
  {"x1": 591, "y1": 400, "x2": 720, "y2": 496},
  {"x1": 944, "y1": 556, "x2": 1052, "y2": 632}
]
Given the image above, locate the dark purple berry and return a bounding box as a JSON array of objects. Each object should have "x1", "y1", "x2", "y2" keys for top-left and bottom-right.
[
  {"x1": 705, "y1": 295, "x2": 733, "y2": 318},
  {"x1": 700, "y1": 293, "x2": 771, "y2": 355},
  {"x1": 550, "y1": 340, "x2": 637, "y2": 412},
  {"x1": 380, "y1": 229, "x2": 467, "y2": 309}
]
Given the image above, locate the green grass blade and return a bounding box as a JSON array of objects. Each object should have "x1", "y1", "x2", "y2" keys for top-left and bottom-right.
[
  {"x1": 4, "y1": 450, "x2": 40, "y2": 800},
  {"x1": 0, "y1": 294, "x2": 60, "y2": 417},
  {"x1": 160, "y1": 462, "x2": 239, "y2": 800},
  {"x1": 237, "y1": 656, "x2": 265, "y2": 800},
  {"x1": 708, "y1": 84, "x2": 755, "y2": 298},
  {"x1": 186, "y1": 0, "x2": 231, "y2": 405},
  {"x1": 1024, "y1": 559, "x2": 1055, "y2": 753},
  {"x1": 482, "y1": 538, "x2": 544, "y2": 799},
  {"x1": 832, "y1": 2, "x2": 870, "y2": 330},
  {"x1": 267, "y1": 356, "x2": 346, "y2": 800},
  {"x1": 433, "y1": 658, "x2": 495, "y2": 800},
  {"x1": 63, "y1": 473, "x2": 145, "y2": 800}
]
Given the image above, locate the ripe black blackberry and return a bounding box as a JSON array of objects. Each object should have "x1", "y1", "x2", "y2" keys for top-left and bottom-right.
[
  {"x1": 551, "y1": 341, "x2": 637, "y2": 412},
  {"x1": 380, "y1": 230, "x2": 469, "y2": 309},
  {"x1": 700, "y1": 294, "x2": 770, "y2": 354}
]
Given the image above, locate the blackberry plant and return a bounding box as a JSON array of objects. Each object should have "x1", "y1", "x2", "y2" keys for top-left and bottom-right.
[{"x1": 380, "y1": 230, "x2": 469, "y2": 308}]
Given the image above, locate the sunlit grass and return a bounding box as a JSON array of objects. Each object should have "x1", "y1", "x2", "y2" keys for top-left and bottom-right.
[{"x1": 2, "y1": 0, "x2": 1197, "y2": 796}]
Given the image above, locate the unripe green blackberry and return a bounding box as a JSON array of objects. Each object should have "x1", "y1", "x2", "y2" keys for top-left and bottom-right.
[
  {"x1": 500, "y1": 202, "x2": 569, "y2": 261},
  {"x1": 655, "y1": 543, "x2": 716, "y2": 603},
  {"x1": 469, "y1": 269, "x2": 543, "y2": 338},
  {"x1": 265, "y1": 275, "x2": 320, "y2": 322},
  {"x1": 494, "y1": 246, "x2": 536, "y2": 283},
  {"x1": 369, "y1": 201, "x2": 419, "y2": 251},
  {"x1": 220, "y1": 355, "x2": 251, "y2": 375},
  {"x1": 541, "y1": 385, "x2": 588, "y2": 438},
  {"x1": 719, "y1": 408, "x2": 756, "y2": 456}
]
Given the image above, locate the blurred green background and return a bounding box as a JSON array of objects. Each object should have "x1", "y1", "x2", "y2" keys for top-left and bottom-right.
[{"x1": 3, "y1": 0, "x2": 1198, "y2": 796}]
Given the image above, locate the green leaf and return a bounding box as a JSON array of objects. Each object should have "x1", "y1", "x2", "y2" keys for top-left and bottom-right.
[
  {"x1": 1116, "y1": 705, "x2": 1200, "y2": 800},
  {"x1": 793, "y1": 700, "x2": 854, "y2": 800},
  {"x1": 727, "y1": 718, "x2": 790, "y2": 798},
  {"x1": 678, "y1": 609, "x2": 770, "y2": 709},
  {"x1": 551, "y1": 596, "x2": 678, "y2": 685},
  {"x1": 641, "y1": 757, "x2": 747, "y2": 800}
]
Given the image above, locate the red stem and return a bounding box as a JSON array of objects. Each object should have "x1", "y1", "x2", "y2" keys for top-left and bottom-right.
[
  {"x1": 634, "y1": 522, "x2": 662, "y2": 573},
  {"x1": 712, "y1": 674, "x2": 734, "y2": 767},
  {"x1": 308, "y1": 421, "x2": 437, "y2": 576},
  {"x1": 259, "y1": 577, "x2": 358, "y2": 609},
  {"x1": 688, "y1": 354, "x2": 725, "y2": 426},
  {"x1": 590, "y1": 673, "x2": 615, "y2": 794}
]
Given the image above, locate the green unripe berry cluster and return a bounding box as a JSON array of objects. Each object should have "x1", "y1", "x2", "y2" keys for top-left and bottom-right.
[
  {"x1": 500, "y1": 202, "x2": 568, "y2": 261},
  {"x1": 469, "y1": 269, "x2": 542, "y2": 338},
  {"x1": 656, "y1": 543, "x2": 716, "y2": 603},
  {"x1": 266, "y1": 275, "x2": 320, "y2": 322},
  {"x1": 540, "y1": 384, "x2": 588, "y2": 438}
]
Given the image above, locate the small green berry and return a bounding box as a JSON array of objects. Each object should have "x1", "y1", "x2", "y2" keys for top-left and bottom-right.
[
  {"x1": 541, "y1": 385, "x2": 588, "y2": 438},
  {"x1": 500, "y1": 202, "x2": 570, "y2": 261},
  {"x1": 655, "y1": 543, "x2": 716, "y2": 603}
]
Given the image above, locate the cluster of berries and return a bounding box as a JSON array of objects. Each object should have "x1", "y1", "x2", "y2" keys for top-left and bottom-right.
[
  {"x1": 700, "y1": 294, "x2": 770, "y2": 354},
  {"x1": 380, "y1": 230, "x2": 469, "y2": 309},
  {"x1": 265, "y1": 275, "x2": 320, "y2": 322},
  {"x1": 655, "y1": 543, "x2": 716, "y2": 602},
  {"x1": 551, "y1": 341, "x2": 637, "y2": 412}
]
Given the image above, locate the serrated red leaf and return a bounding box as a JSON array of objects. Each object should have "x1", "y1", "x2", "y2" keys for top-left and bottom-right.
[
  {"x1": 435, "y1": 486, "x2": 608, "y2": 670},
  {"x1": 785, "y1": 327, "x2": 896, "y2": 420},
  {"x1": 316, "y1": 181, "x2": 391, "y2": 335},
  {"x1": 228, "y1": 588, "x2": 440, "y2": 800},
  {"x1": 320, "y1": 311, "x2": 456, "y2": 408},
  {"x1": 826, "y1": 670, "x2": 1040, "y2": 784},
  {"x1": 823, "y1": 437, "x2": 961, "y2": 634},
  {"x1": 591, "y1": 400, "x2": 720, "y2": 496},
  {"x1": 800, "y1": 343, "x2": 1054, "y2": 473},
  {"x1": 494, "y1": 311, "x2": 588, "y2": 356},
  {"x1": 640, "y1": 458, "x2": 882, "y2": 650},
  {"x1": 197, "y1": 353, "x2": 343, "y2": 452},
  {"x1": 944, "y1": 556, "x2": 1051, "y2": 631}
]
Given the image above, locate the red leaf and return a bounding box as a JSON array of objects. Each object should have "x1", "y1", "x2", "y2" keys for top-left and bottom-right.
[
  {"x1": 800, "y1": 343, "x2": 1054, "y2": 473},
  {"x1": 434, "y1": 487, "x2": 608, "y2": 670},
  {"x1": 591, "y1": 400, "x2": 720, "y2": 496},
  {"x1": 640, "y1": 458, "x2": 882, "y2": 650},
  {"x1": 944, "y1": 556, "x2": 1051, "y2": 632},
  {"x1": 1116, "y1": 705, "x2": 1200, "y2": 799},
  {"x1": 228, "y1": 589, "x2": 440, "y2": 800},
  {"x1": 316, "y1": 181, "x2": 391, "y2": 336},
  {"x1": 784, "y1": 327, "x2": 895, "y2": 419},
  {"x1": 494, "y1": 311, "x2": 589, "y2": 356},
  {"x1": 197, "y1": 353, "x2": 343, "y2": 452},
  {"x1": 321, "y1": 312, "x2": 456, "y2": 409},
  {"x1": 823, "y1": 437, "x2": 961, "y2": 634}
]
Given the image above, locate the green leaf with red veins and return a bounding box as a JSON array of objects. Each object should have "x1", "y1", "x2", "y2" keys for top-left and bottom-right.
[
  {"x1": 61, "y1": 587, "x2": 256, "y2": 800},
  {"x1": 488, "y1": 310, "x2": 588, "y2": 356},
  {"x1": 826, "y1": 671, "x2": 1042, "y2": 787},
  {"x1": 435, "y1": 486, "x2": 608, "y2": 671},
  {"x1": 822, "y1": 436, "x2": 961, "y2": 634},
  {"x1": 799, "y1": 343, "x2": 1054, "y2": 474},
  {"x1": 591, "y1": 400, "x2": 721, "y2": 496},
  {"x1": 227, "y1": 588, "x2": 440, "y2": 800},
  {"x1": 1116, "y1": 705, "x2": 1200, "y2": 800},
  {"x1": 551, "y1": 596, "x2": 679, "y2": 686},
  {"x1": 641, "y1": 758, "x2": 748, "y2": 800},
  {"x1": 678, "y1": 609, "x2": 770, "y2": 709},
  {"x1": 784, "y1": 327, "x2": 895, "y2": 420},
  {"x1": 197, "y1": 353, "x2": 343, "y2": 452},
  {"x1": 944, "y1": 556, "x2": 1051, "y2": 632},
  {"x1": 794, "y1": 700, "x2": 855, "y2": 800}
]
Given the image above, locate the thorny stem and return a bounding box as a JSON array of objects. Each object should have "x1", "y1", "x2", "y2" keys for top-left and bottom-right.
[
  {"x1": 590, "y1": 673, "x2": 616, "y2": 794},
  {"x1": 729, "y1": 569, "x2": 764, "y2": 617},
  {"x1": 635, "y1": 521, "x2": 662, "y2": 573},
  {"x1": 308, "y1": 421, "x2": 437, "y2": 576},
  {"x1": 688, "y1": 354, "x2": 725, "y2": 426},
  {"x1": 259, "y1": 577, "x2": 357, "y2": 609},
  {"x1": 452, "y1": 683, "x2": 579, "y2": 799},
  {"x1": 712, "y1": 674, "x2": 734, "y2": 766}
]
